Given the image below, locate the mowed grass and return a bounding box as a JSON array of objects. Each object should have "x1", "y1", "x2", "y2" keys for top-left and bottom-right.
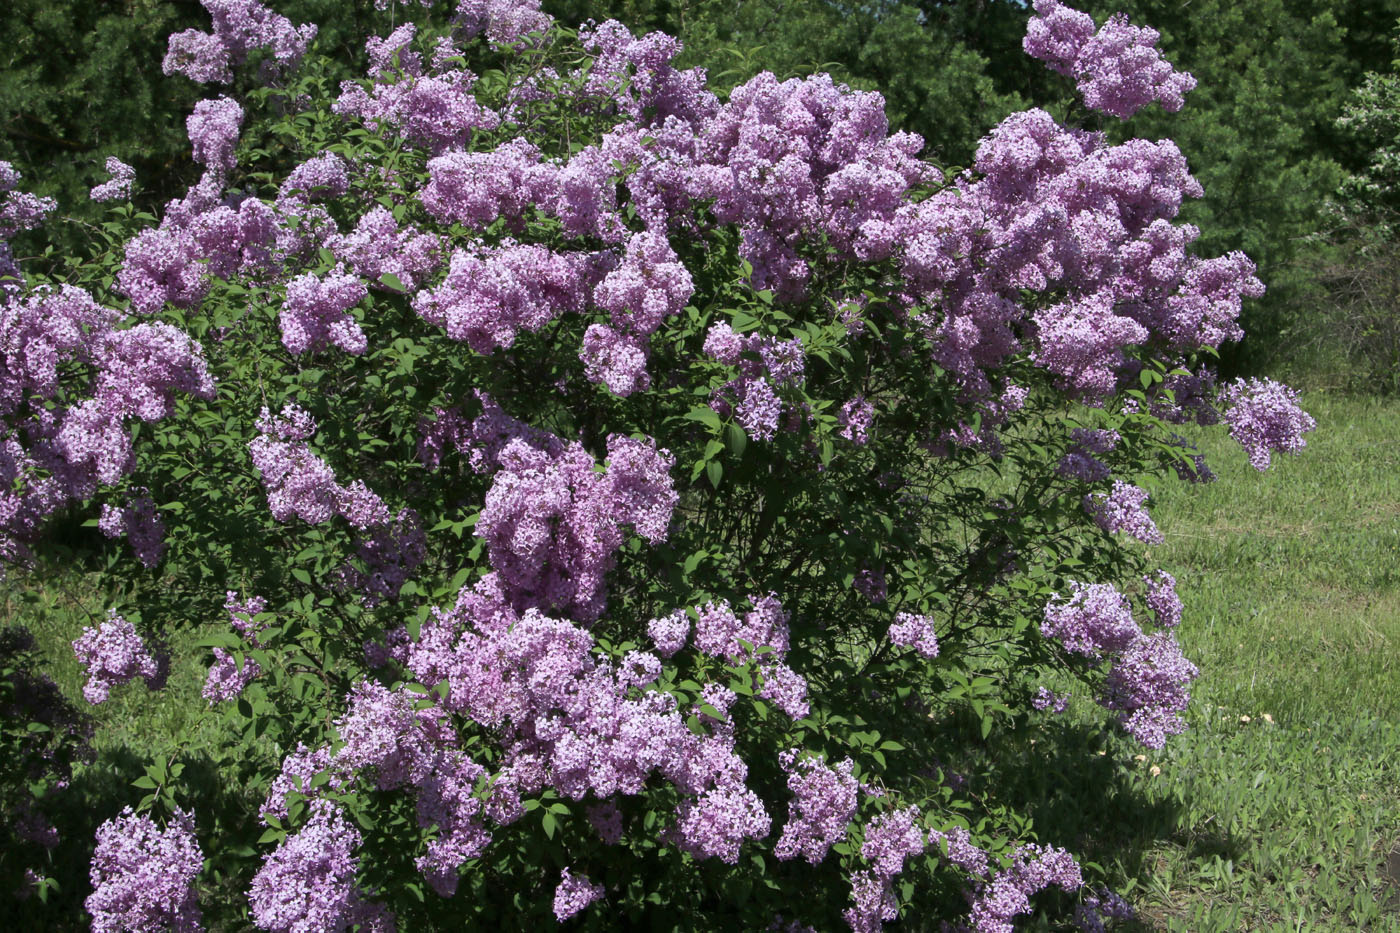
[
  {"x1": 1098, "y1": 391, "x2": 1400, "y2": 930},
  {"x1": 5, "y1": 393, "x2": 1400, "y2": 930}
]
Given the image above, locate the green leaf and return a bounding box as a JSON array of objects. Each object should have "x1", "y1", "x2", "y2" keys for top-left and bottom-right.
[{"x1": 707, "y1": 460, "x2": 723, "y2": 489}]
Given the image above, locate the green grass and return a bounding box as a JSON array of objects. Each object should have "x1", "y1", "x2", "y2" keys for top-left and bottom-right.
[
  {"x1": 6, "y1": 392, "x2": 1400, "y2": 930},
  {"x1": 1100, "y1": 390, "x2": 1400, "y2": 930}
]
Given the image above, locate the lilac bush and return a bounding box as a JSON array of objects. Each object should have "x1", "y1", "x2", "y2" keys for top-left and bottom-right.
[{"x1": 0, "y1": 0, "x2": 1317, "y2": 928}]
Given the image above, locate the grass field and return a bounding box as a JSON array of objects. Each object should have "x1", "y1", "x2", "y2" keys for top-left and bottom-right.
[
  {"x1": 1076, "y1": 390, "x2": 1400, "y2": 930},
  {"x1": 5, "y1": 391, "x2": 1399, "y2": 930}
]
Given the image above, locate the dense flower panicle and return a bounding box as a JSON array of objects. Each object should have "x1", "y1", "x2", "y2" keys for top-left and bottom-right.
[
  {"x1": 1032, "y1": 293, "x2": 1149, "y2": 401},
  {"x1": 1025, "y1": 1, "x2": 1195, "y2": 119},
  {"x1": 455, "y1": 0, "x2": 554, "y2": 50},
  {"x1": 579, "y1": 20, "x2": 717, "y2": 126},
  {"x1": 0, "y1": 285, "x2": 122, "y2": 411},
  {"x1": 420, "y1": 139, "x2": 557, "y2": 228},
  {"x1": 774, "y1": 750, "x2": 858, "y2": 864},
  {"x1": 844, "y1": 869, "x2": 898, "y2": 933},
  {"x1": 671, "y1": 780, "x2": 772, "y2": 863},
  {"x1": 967, "y1": 844, "x2": 1082, "y2": 933},
  {"x1": 692, "y1": 594, "x2": 790, "y2": 663},
  {"x1": 413, "y1": 242, "x2": 589, "y2": 354},
  {"x1": 1022, "y1": 0, "x2": 1096, "y2": 75},
  {"x1": 279, "y1": 153, "x2": 350, "y2": 203},
  {"x1": 1083, "y1": 480, "x2": 1163, "y2": 544},
  {"x1": 0, "y1": 162, "x2": 56, "y2": 239},
  {"x1": 1219, "y1": 378, "x2": 1316, "y2": 471},
  {"x1": 888, "y1": 612, "x2": 939, "y2": 659},
  {"x1": 553, "y1": 868, "x2": 605, "y2": 921},
  {"x1": 646, "y1": 609, "x2": 690, "y2": 656},
  {"x1": 187, "y1": 97, "x2": 244, "y2": 173},
  {"x1": 580, "y1": 323, "x2": 651, "y2": 396},
  {"x1": 260, "y1": 744, "x2": 340, "y2": 825},
  {"x1": 248, "y1": 800, "x2": 392, "y2": 933},
  {"x1": 117, "y1": 226, "x2": 208, "y2": 314},
  {"x1": 279, "y1": 266, "x2": 369, "y2": 356},
  {"x1": 1104, "y1": 631, "x2": 1198, "y2": 748},
  {"x1": 861, "y1": 807, "x2": 925, "y2": 880},
  {"x1": 87, "y1": 807, "x2": 204, "y2": 933},
  {"x1": 72, "y1": 610, "x2": 161, "y2": 704},
  {"x1": 1075, "y1": 886, "x2": 1137, "y2": 932},
  {"x1": 1042, "y1": 582, "x2": 1140, "y2": 657},
  {"x1": 94, "y1": 322, "x2": 217, "y2": 421},
  {"x1": 249, "y1": 409, "x2": 342, "y2": 525},
  {"x1": 164, "y1": 0, "x2": 317, "y2": 85},
  {"x1": 1143, "y1": 570, "x2": 1182, "y2": 628},
  {"x1": 98, "y1": 496, "x2": 167, "y2": 567},
  {"x1": 203, "y1": 648, "x2": 261, "y2": 702},
  {"x1": 758, "y1": 661, "x2": 810, "y2": 719},
  {"x1": 328, "y1": 207, "x2": 442, "y2": 292},
  {"x1": 929, "y1": 825, "x2": 989, "y2": 877},
  {"x1": 91, "y1": 157, "x2": 136, "y2": 202},
  {"x1": 475, "y1": 432, "x2": 676, "y2": 619},
  {"x1": 334, "y1": 26, "x2": 499, "y2": 153}
]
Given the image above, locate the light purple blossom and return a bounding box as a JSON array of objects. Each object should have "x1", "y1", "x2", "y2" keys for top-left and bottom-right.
[
  {"x1": 553, "y1": 867, "x2": 605, "y2": 921},
  {"x1": 1143, "y1": 570, "x2": 1182, "y2": 628},
  {"x1": 87, "y1": 807, "x2": 203, "y2": 933},
  {"x1": 774, "y1": 749, "x2": 858, "y2": 865},
  {"x1": 1083, "y1": 481, "x2": 1163, "y2": 544},
  {"x1": 91, "y1": 158, "x2": 136, "y2": 203},
  {"x1": 1219, "y1": 378, "x2": 1316, "y2": 471},
  {"x1": 889, "y1": 612, "x2": 939, "y2": 659},
  {"x1": 967, "y1": 843, "x2": 1082, "y2": 933},
  {"x1": 72, "y1": 610, "x2": 160, "y2": 704}
]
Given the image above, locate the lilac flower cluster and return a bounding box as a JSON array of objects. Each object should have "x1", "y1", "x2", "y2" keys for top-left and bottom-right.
[
  {"x1": 164, "y1": 0, "x2": 317, "y2": 85},
  {"x1": 844, "y1": 807, "x2": 925, "y2": 933},
  {"x1": 248, "y1": 799, "x2": 393, "y2": 933},
  {"x1": 187, "y1": 97, "x2": 243, "y2": 173},
  {"x1": 928, "y1": 825, "x2": 989, "y2": 877},
  {"x1": 334, "y1": 23, "x2": 500, "y2": 153},
  {"x1": 1024, "y1": 1, "x2": 1196, "y2": 119},
  {"x1": 249, "y1": 404, "x2": 391, "y2": 528},
  {"x1": 205, "y1": 591, "x2": 269, "y2": 702},
  {"x1": 98, "y1": 494, "x2": 167, "y2": 568},
  {"x1": 888, "y1": 612, "x2": 939, "y2": 659},
  {"x1": 703, "y1": 322, "x2": 807, "y2": 440},
  {"x1": 1042, "y1": 582, "x2": 1198, "y2": 747},
  {"x1": 966, "y1": 843, "x2": 1082, "y2": 933},
  {"x1": 553, "y1": 868, "x2": 605, "y2": 921},
  {"x1": 90, "y1": 157, "x2": 136, "y2": 203},
  {"x1": 328, "y1": 207, "x2": 442, "y2": 293},
  {"x1": 1083, "y1": 480, "x2": 1164, "y2": 544},
  {"x1": 279, "y1": 266, "x2": 369, "y2": 356},
  {"x1": 87, "y1": 807, "x2": 204, "y2": 933},
  {"x1": 1143, "y1": 570, "x2": 1182, "y2": 628},
  {"x1": 838, "y1": 396, "x2": 875, "y2": 445},
  {"x1": 774, "y1": 749, "x2": 858, "y2": 864},
  {"x1": 1057, "y1": 428, "x2": 1119, "y2": 482},
  {"x1": 456, "y1": 0, "x2": 554, "y2": 50},
  {"x1": 1219, "y1": 377, "x2": 1316, "y2": 471},
  {"x1": 413, "y1": 242, "x2": 589, "y2": 355},
  {"x1": 0, "y1": 161, "x2": 55, "y2": 241},
  {"x1": 72, "y1": 610, "x2": 161, "y2": 704},
  {"x1": 475, "y1": 432, "x2": 676, "y2": 620}
]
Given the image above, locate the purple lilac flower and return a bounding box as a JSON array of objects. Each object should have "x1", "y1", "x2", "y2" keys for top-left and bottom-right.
[
  {"x1": 838, "y1": 396, "x2": 875, "y2": 445},
  {"x1": 928, "y1": 825, "x2": 989, "y2": 877},
  {"x1": 278, "y1": 153, "x2": 349, "y2": 203},
  {"x1": 187, "y1": 97, "x2": 243, "y2": 173},
  {"x1": 1219, "y1": 378, "x2": 1316, "y2": 471},
  {"x1": 1025, "y1": 2, "x2": 1196, "y2": 120},
  {"x1": 646, "y1": 609, "x2": 689, "y2": 656},
  {"x1": 97, "y1": 495, "x2": 166, "y2": 567},
  {"x1": 671, "y1": 780, "x2": 771, "y2": 863},
  {"x1": 580, "y1": 324, "x2": 650, "y2": 396},
  {"x1": 1075, "y1": 886, "x2": 1136, "y2": 932},
  {"x1": 1143, "y1": 570, "x2": 1182, "y2": 628},
  {"x1": 456, "y1": 0, "x2": 554, "y2": 49},
  {"x1": 758, "y1": 662, "x2": 810, "y2": 720},
  {"x1": 164, "y1": 0, "x2": 317, "y2": 85},
  {"x1": 0, "y1": 162, "x2": 56, "y2": 239},
  {"x1": 248, "y1": 800, "x2": 391, "y2": 933},
  {"x1": 1032, "y1": 686, "x2": 1070, "y2": 714},
  {"x1": 844, "y1": 870, "x2": 897, "y2": 933},
  {"x1": 1042, "y1": 582, "x2": 1140, "y2": 657},
  {"x1": 328, "y1": 207, "x2": 442, "y2": 293},
  {"x1": 774, "y1": 749, "x2": 858, "y2": 865},
  {"x1": 889, "y1": 612, "x2": 939, "y2": 659},
  {"x1": 91, "y1": 158, "x2": 136, "y2": 202},
  {"x1": 279, "y1": 266, "x2": 369, "y2": 356},
  {"x1": 553, "y1": 867, "x2": 605, "y2": 921},
  {"x1": 1083, "y1": 480, "x2": 1163, "y2": 544},
  {"x1": 204, "y1": 648, "x2": 261, "y2": 703},
  {"x1": 87, "y1": 807, "x2": 203, "y2": 933},
  {"x1": 967, "y1": 843, "x2": 1082, "y2": 933},
  {"x1": 72, "y1": 610, "x2": 160, "y2": 704},
  {"x1": 1104, "y1": 631, "x2": 1198, "y2": 749}
]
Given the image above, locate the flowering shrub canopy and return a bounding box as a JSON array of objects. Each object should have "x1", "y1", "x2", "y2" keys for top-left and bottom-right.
[{"x1": 0, "y1": 0, "x2": 1314, "y2": 929}]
